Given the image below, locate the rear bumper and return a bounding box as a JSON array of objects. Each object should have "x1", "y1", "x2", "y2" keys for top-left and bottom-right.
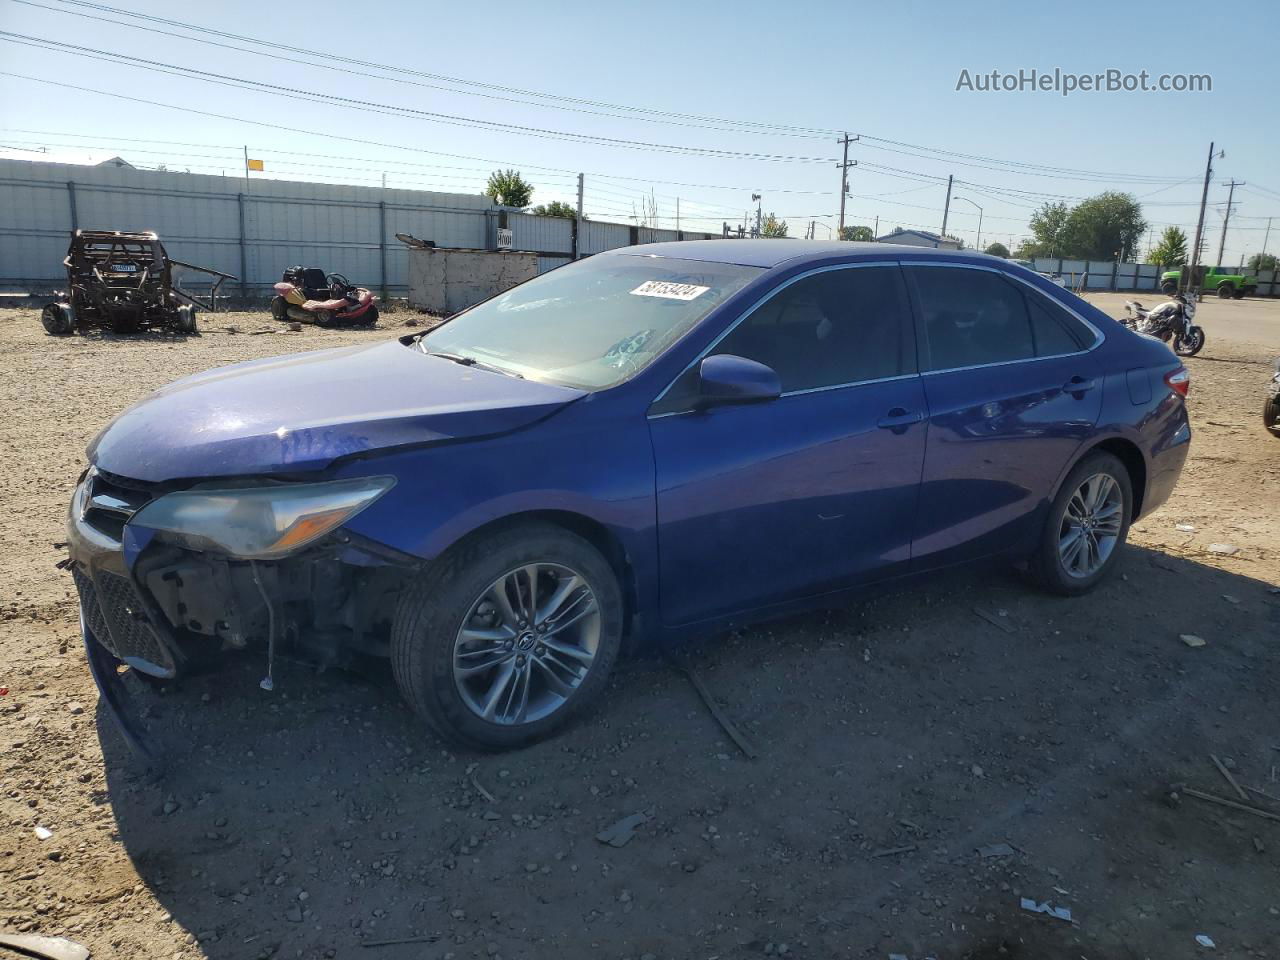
[{"x1": 1141, "y1": 414, "x2": 1191, "y2": 519}]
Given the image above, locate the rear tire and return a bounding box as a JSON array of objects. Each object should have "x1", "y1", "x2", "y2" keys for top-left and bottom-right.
[
  {"x1": 175, "y1": 304, "x2": 197, "y2": 334},
  {"x1": 1217, "y1": 283, "x2": 1234, "y2": 299},
  {"x1": 1159, "y1": 280, "x2": 1178, "y2": 295},
  {"x1": 1029, "y1": 451, "x2": 1133, "y2": 596},
  {"x1": 359, "y1": 304, "x2": 379, "y2": 327},
  {"x1": 391, "y1": 523, "x2": 623, "y2": 750},
  {"x1": 1265, "y1": 395, "x2": 1280, "y2": 437},
  {"x1": 40, "y1": 302, "x2": 73, "y2": 335}
]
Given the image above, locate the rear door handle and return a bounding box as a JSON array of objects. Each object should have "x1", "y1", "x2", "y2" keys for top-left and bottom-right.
[
  {"x1": 1063, "y1": 376, "x2": 1097, "y2": 394},
  {"x1": 876, "y1": 408, "x2": 924, "y2": 431}
]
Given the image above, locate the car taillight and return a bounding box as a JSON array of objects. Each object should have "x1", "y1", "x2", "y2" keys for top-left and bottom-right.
[{"x1": 1164, "y1": 366, "x2": 1190, "y2": 397}]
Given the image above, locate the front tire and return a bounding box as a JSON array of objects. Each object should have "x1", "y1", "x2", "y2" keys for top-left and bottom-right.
[
  {"x1": 1029, "y1": 451, "x2": 1133, "y2": 596},
  {"x1": 270, "y1": 296, "x2": 290, "y2": 322},
  {"x1": 1159, "y1": 280, "x2": 1178, "y2": 295},
  {"x1": 1174, "y1": 327, "x2": 1205, "y2": 356},
  {"x1": 391, "y1": 523, "x2": 623, "y2": 750},
  {"x1": 359, "y1": 304, "x2": 379, "y2": 327}
]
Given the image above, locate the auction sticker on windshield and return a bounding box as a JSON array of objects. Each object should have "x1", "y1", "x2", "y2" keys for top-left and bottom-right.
[{"x1": 630, "y1": 280, "x2": 710, "y2": 301}]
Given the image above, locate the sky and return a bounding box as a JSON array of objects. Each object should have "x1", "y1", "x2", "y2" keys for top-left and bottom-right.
[{"x1": 1, "y1": 0, "x2": 1278, "y2": 264}]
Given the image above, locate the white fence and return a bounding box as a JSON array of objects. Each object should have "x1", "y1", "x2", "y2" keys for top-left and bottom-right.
[
  {"x1": 0, "y1": 159, "x2": 718, "y2": 296},
  {"x1": 1032, "y1": 256, "x2": 1279, "y2": 296}
]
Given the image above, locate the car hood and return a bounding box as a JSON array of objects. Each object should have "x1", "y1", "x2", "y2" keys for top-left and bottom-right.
[{"x1": 88, "y1": 338, "x2": 585, "y2": 482}]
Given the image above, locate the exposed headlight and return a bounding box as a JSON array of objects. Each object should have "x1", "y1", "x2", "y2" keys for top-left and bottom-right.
[{"x1": 129, "y1": 477, "x2": 395, "y2": 559}]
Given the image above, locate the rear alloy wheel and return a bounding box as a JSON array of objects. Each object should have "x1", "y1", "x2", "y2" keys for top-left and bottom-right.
[
  {"x1": 391, "y1": 524, "x2": 622, "y2": 750},
  {"x1": 1030, "y1": 451, "x2": 1132, "y2": 595}
]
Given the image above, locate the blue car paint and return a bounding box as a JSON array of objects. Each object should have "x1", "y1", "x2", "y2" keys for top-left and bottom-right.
[
  {"x1": 96, "y1": 241, "x2": 1189, "y2": 648},
  {"x1": 89, "y1": 340, "x2": 585, "y2": 482}
]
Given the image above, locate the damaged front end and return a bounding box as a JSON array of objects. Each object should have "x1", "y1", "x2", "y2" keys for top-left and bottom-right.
[{"x1": 67, "y1": 467, "x2": 413, "y2": 757}]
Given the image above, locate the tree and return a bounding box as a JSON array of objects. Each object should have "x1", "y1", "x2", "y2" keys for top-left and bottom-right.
[
  {"x1": 1025, "y1": 201, "x2": 1071, "y2": 258},
  {"x1": 760, "y1": 213, "x2": 788, "y2": 238},
  {"x1": 1247, "y1": 252, "x2": 1278, "y2": 272},
  {"x1": 1060, "y1": 191, "x2": 1146, "y2": 261},
  {"x1": 839, "y1": 225, "x2": 874, "y2": 242},
  {"x1": 531, "y1": 200, "x2": 578, "y2": 219},
  {"x1": 1148, "y1": 226, "x2": 1188, "y2": 267},
  {"x1": 983, "y1": 242, "x2": 1010, "y2": 258},
  {"x1": 485, "y1": 169, "x2": 533, "y2": 208}
]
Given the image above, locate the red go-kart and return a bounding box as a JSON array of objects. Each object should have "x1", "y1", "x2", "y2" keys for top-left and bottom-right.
[{"x1": 271, "y1": 266, "x2": 378, "y2": 327}]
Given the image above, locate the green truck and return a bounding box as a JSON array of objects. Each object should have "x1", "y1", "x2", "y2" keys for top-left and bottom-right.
[{"x1": 1159, "y1": 265, "x2": 1257, "y2": 298}]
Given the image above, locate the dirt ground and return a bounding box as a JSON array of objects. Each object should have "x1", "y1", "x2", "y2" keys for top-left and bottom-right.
[{"x1": 1, "y1": 301, "x2": 1278, "y2": 960}]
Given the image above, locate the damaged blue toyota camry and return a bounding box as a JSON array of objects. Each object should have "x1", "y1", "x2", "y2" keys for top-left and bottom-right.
[{"x1": 66, "y1": 241, "x2": 1191, "y2": 752}]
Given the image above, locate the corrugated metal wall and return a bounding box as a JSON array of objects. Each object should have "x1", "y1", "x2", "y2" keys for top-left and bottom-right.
[
  {"x1": 1027, "y1": 256, "x2": 1280, "y2": 294},
  {"x1": 0, "y1": 159, "x2": 719, "y2": 295}
]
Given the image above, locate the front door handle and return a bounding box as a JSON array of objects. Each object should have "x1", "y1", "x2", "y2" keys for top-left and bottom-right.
[
  {"x1": 1063, "y1": 376, "x2": 1097, "y2": 394},
  {"x1": 876, "y1": 408, "x2": 924, "y2": 432}
]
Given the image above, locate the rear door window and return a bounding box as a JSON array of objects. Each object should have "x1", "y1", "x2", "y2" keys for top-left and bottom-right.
[
  {"x1": 908, "y1": 267, "x2": 1034, "y2": 371},
  {"x1": 1025, "y1": 291, "x2": 1089, "y2": 355}
]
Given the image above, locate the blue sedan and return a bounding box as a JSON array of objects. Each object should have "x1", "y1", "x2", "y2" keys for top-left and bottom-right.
[{"x1": 67, "y1": 241, "x2": 1191, "y2": 751}]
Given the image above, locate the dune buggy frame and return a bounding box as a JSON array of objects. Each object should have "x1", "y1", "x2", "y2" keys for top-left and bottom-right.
[{"x1": 41, "y1": 230, "x2": 237, "y2": 335}]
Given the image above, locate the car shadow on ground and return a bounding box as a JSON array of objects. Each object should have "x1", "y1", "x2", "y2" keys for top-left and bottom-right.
[{"x1": 95, "y1": 546, "x2": 1279, "y2": 959}]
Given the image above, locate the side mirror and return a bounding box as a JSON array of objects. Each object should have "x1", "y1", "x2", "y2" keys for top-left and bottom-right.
[{"x1": 696, "y1": 354, "x2": 781, "y2": 408}]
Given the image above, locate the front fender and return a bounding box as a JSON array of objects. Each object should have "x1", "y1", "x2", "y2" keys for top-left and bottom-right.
[{"x1": 332, "y1": 411, "x2": 661, "y2": 625}]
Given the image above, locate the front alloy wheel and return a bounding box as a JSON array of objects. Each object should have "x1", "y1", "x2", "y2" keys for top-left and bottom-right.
[
  {"x1": 391, "y1": 523, "x2": 622, "y2": 750},
  {"x1": 453, "y1": 563, "x2": 600, "y2": 725}
]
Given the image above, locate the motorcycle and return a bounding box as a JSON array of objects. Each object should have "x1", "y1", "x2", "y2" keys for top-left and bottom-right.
[
  {"x1": 271, "y1": 266, "x2": 378, "y2": 327},
  {"x1": 1121, "y1": 293, "x2": 1204, "y2": 357},
  {"x1": 1265, "y1": 357, "x2": 1280, "y2": 438}
]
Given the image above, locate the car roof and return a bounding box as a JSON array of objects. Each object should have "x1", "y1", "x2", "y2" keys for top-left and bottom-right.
[{"x1": 604, "y1": 239, "x2": 997, "y2": 269}]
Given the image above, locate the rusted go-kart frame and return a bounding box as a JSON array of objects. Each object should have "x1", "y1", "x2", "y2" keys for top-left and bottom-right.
[{"x1": 41, "y1": 230, "x2": 237, "y2": 336}]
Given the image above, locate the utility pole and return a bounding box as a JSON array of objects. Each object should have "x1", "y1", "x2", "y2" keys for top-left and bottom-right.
[
  {"x1": 836, "y1": 133, "x2": 858, "y2": 239},
  {"x1": 574, "y1": 172, "x2": 584, "y2": 260},
  {"x1": 1186, "y1": 142, "x2": 1221, "y2": 294},
  {"x1": 242, "y1": 145, "x2": 250, "y2": 194},
  {"x1": 1261, "y1": 217, "x2": 1273, "y2": 265},
  {"x1": 753, "y1": 193, "x2": 762, "y2": 238},
  {"x1": 873, "y1": 215, "x2": 879, "y2": 240},
  {"x1": 1216, "y1": 178, "x2": 1244, "y2": 269},
  {"x1": 940, "y1": 175, "x2": 954, "y2": 242},
  {"x1": 676, "y1": 197, "x2": 680, "y2": 236}
]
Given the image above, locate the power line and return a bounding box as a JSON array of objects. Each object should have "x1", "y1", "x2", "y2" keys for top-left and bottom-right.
[
  {"x1": 12, "y1": 0, "x2": 842, "y2": 139},
  {"x1": 0, "y1": 33, "x2": 840, "y2": 163},
  {"x1": 6, "y1": 0, "x2": 1210, "y2": 185}
]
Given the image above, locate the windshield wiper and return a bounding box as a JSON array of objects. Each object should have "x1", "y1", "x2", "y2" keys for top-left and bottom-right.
[{"x1": 418, "y1": 343, "x2": 523, "y2": 378}]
